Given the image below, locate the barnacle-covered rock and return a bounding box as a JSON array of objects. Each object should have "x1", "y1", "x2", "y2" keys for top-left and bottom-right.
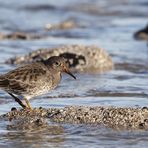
[
  {"x1": 50, "y1": 106, "x2": 148, "y2": 130},
  {"x1": 6, "y1": 45, "x2": 113, "y2": 73},
  {"x1": 0, "y1": 106, "x2": 148, "y2": 130}
]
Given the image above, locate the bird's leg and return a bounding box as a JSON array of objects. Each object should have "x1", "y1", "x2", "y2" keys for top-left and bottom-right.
[
  {"x1": 24, "y1": 98, "x2": 33, "y2": 110},
  {"x1": 8, "y1": 93, "x2": 27, "y2": 109}
]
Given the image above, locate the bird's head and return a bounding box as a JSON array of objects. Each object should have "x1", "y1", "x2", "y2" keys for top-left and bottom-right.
[{"x1": 44, "y1": 56, "x2": 76, "y2": 79}]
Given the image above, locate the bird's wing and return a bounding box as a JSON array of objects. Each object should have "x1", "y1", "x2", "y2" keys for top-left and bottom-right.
[{"x1": 0, "y1": 63, "x2": 52, "y2": 94}]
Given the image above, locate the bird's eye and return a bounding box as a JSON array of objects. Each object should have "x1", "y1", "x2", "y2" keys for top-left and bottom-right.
[{"x1": 55, "y1": 62, "x2": 60, "y2": 66}]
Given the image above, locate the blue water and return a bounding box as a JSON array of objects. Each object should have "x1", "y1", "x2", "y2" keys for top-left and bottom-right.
[{"x1": 0, "y1": 0, "x2": 148, "y2": 147}]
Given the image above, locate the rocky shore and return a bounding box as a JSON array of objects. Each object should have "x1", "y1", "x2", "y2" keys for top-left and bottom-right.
[{"x1": 1, "y1": 106, "x2": 147, "y2": 130}]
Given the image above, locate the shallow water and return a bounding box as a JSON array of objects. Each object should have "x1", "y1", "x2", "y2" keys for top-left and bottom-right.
[{"x1": 0, "y1": 0, "x2": 148, "y2": 147}]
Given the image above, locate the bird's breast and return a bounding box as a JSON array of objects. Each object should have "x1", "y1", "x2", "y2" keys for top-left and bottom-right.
[{"x1": 51, "y1": 72, "x2": 61, "y2": 88}]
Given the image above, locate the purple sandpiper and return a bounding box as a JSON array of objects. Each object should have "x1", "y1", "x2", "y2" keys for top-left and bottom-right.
[{"x1": 0, "y1": 56, "x2": 76, "y2": 109}]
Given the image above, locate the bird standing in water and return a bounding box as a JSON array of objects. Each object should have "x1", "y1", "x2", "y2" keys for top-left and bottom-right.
[{"x1": 0, "y1": 56, "x2": 76, "y2": 110}]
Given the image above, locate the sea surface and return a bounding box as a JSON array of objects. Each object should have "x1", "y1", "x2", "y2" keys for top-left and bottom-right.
[{"x1": 0, "y1": 0, "x2": 148, "y2": 147}]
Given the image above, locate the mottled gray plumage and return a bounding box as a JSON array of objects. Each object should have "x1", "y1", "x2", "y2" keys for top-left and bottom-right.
[{"x1": 0, "y1": 56, "x2": 76, "y2": 109}]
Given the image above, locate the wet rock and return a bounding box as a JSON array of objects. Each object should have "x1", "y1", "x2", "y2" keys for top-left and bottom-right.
[
  {"x1": 7, "y1": 116, "x2": 47, "y2": 130},
  {"x1": 0, "y1": 32, "x2": 46, "y2": 40},
  {"x1": 134, "y1": 24, "x2": 148, "y2": 41},
  {"x1": 5, "y1": 45, "x2": 113, "y2": 73},
  {"x1": 0, "y1": 106, "x2": 148, "y2": 130},
  {"x1": 45, "y1": 20, "x2": 80, "y2": 30},
  {"x1": 0, "y1": 20, "x2": 84, "y2": 40},
  {"x1": 49, "y1": 106, "x2": 148, "y2": 130},
  {"x1": 3, "y1": 108, "x2": 48, "y2": 130}
]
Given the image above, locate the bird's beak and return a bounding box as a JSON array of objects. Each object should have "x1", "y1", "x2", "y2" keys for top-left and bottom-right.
[{"x1": 63, "y1": 66, "x2": 76, "y2": 79}]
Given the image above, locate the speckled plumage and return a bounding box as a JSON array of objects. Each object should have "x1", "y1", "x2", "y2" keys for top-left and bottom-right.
[{"x1": 0, "y1": 56, "x2": 76, "y2": 109}]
